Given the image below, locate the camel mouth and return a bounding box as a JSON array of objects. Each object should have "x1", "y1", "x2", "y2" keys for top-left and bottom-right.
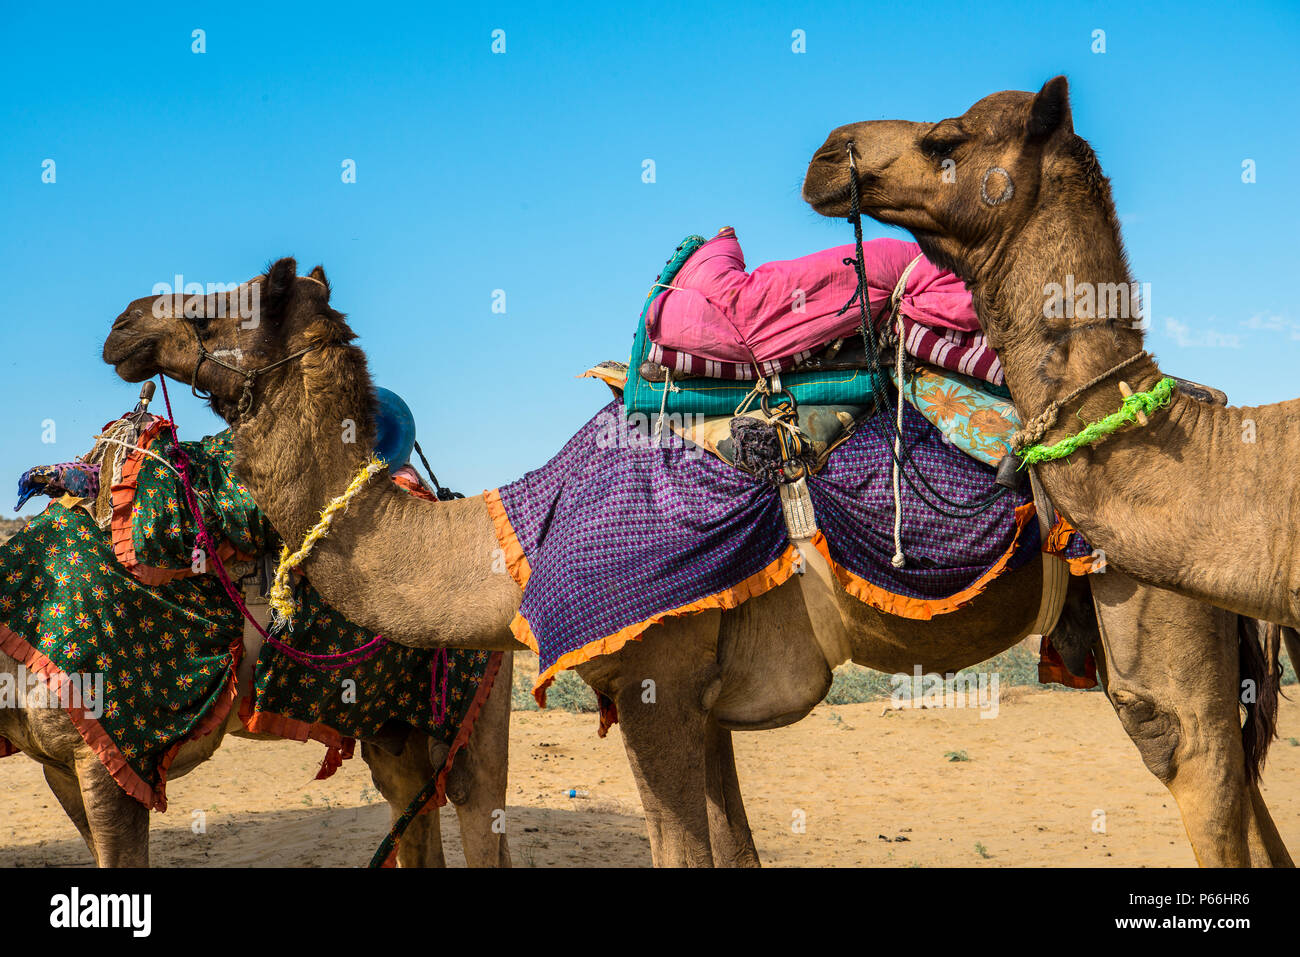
[
  {"x1": 102, "y1": 334, "x2": 157, "y2": 382},
  {"x1": 803, "y1": 178, "x2": 858, "y2": 217},
  {"x1": 802, "y1": 162, "x2": 878, "y2": 217}
]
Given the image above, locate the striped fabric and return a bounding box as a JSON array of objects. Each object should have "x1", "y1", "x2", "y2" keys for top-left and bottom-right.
[
  {"x1": 646, "y1": 320, "x2": 1004, "y2": 386},
  {"x1": 645, "y1": 341, "x2": 814, "y2": 380},
  {"x1": 899, "y1": 315, "x2": 1005, "y2": 386}
]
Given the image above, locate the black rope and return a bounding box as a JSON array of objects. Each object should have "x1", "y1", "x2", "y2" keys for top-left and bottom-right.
[
  {"x1": 413, "y1": 440, "x2": 463, "y2": 502},
  {"x1": 842, "y1": 143, "x2": 1009, "y2": 519}
]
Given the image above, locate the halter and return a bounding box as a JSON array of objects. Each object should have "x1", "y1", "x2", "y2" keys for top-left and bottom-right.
[{"x1": 184, "y1": 313, "x2": 320, "y2": 417}]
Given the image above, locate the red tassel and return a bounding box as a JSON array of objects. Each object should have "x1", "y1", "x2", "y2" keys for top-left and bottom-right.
[
  {"x1": 314, "y1": 738, "x2": 357, "y2": 780},
  {"x1": 1038, "y1": 634, "x2": 1098, "y2": 690}
]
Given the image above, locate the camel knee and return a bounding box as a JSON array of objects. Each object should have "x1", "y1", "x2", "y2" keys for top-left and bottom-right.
[
  {"x1": 1110, "y1": 687, "x2": 1180, "y2": 784},
  {"x1": 443, "y1": 745, "x2": 473, "y2": 807}
]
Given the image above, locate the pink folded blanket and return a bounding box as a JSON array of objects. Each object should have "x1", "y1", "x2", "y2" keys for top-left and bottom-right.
[{"x1": 644, "y1": 229, "x2": 1005, "y2": 385}]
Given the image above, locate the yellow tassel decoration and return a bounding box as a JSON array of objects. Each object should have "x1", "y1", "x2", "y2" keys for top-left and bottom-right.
[{"x1": 268, "y1": 456, "x2": 387, "y2": 628}]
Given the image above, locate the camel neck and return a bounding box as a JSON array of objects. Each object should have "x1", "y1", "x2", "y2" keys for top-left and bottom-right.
[
  {"x1": 229, "y1": 345, "x2": 525, "y2": 650},
  {"x1": 969, "y1": 186, "x2": 1300, "y2": 625}
]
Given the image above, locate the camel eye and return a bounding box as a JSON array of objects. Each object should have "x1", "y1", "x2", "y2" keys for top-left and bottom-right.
[
  {"x1": 922, "y1": 122, "x2": 967, "y2": 160},
  {"x1": 923, "y1": 136, "x2": 964, "y2": 159}
]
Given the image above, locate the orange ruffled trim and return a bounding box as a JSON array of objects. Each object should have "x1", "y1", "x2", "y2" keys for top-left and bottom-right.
[
  {"x1": 110, "y1": 418, "x2": 251, "y2": 585},
  {"x1": 0, "y1": 613, "x2": 241, "y2": 812},
  {"x1": 809, "y1": 501, "x2": 1038, "y2": 621},
  {"x1": 1043, "y1": 516, "x2": 1101, "y2": 576},
  {"x1": 483, "y1": 489, "x2": 532, "y2": 588},
  {"x1": 519, "y1": 546, "x2": 801, "y2": 707}
]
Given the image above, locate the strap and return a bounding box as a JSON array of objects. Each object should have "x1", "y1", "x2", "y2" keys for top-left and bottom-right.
[
  {"x1": 1028, "y1": 466, "x2": 1070, "y2": 637},
  {"x1": 778, "y1": 476, "x2": 818, "y2": 539}
]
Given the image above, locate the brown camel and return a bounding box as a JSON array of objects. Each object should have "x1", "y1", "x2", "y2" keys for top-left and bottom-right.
[
  {"x1": 0, "y1": 561, "x2": 512, "y2": 868},
  {"x1": 100, "y1": 261, "x2": 1288, "y2": 866},
  {"x1": 802, "y1": 75, "x2": 1300, "y2": 631}
]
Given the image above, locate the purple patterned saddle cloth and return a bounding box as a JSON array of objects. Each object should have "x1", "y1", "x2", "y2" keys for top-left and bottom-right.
[{"x1": 491, "y1": 401, "x2": 1041, "y2": 699}]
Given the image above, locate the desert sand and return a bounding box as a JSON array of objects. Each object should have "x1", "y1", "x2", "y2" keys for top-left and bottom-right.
[{"x1": 2, "y1": 664, "x2": 1297, "y2": 868}]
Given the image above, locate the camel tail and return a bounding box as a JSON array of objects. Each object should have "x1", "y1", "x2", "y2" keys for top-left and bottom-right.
[{"x1": 1239, "y1": 618, "x2": 1282, "y2": 783}]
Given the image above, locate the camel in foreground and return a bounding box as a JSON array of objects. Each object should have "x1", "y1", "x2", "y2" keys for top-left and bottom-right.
[
  {"x1": 0, "y1": 558, "x2": 512, "y2": 868},
  {"x1": 803, "y1": 75, "x2": 1300, "y2": 634},
  {"x1": 99, "y1": 261, "x2": 1289, "y2": 866}
]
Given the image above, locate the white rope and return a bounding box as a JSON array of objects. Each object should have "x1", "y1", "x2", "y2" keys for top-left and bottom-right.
[
  {"x1": 653, "y1": 370, "x2": 672, "y2": 446},
  {"x1": 733, "y1": 375, "x2": 772, "y2": 417},
  {"x1": 887, "y1": 257, "x2": 921, "y2": 570},
  {"x1": 891, "y1": 316, "x2": 906, "y2": 568},
  {"x1": 91, "y1": 434, "x2": 220, "y2": 512}
]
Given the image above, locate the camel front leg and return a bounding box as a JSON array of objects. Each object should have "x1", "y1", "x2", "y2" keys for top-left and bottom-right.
[
  {"x1": 362, "y1": 732, "x2": 446, "y2": 868},
  {"x1": 445, "y1": 652, "x2": 512, "y2": 867},
  {"x1": 1091, "y1": 573, "x2": 1255, "y2": 867},
  {"x1": 74, "y1": 753, "x2": 150, "y2": 867},
  {"x1": 704, "y1": 718, "x2": 760, "y2": 867},
  {"x1": 583, "y1": 612, "x2": 722, "y2": 867}
]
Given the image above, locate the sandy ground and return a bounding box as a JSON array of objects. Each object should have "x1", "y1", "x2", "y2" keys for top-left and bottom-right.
[{"x1": 2, "y1": 684, "x2": 1298, "y2": 867}]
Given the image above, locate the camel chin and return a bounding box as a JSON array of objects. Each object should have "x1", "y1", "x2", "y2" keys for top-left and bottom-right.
[{"x1": 104, "y1": 349, "x2": 157, "y2": 384}]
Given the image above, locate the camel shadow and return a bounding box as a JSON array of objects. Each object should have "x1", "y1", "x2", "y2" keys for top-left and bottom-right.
[{"x1": 0, "y1": 802, "x2": 651, "y2": 868}]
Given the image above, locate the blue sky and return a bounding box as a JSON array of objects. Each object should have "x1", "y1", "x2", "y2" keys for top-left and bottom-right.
[{"x1": 2, "y1": 0, "x2": 1297, "y2": 513}]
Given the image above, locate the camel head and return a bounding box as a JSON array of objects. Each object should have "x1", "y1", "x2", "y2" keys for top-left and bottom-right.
[
  {"x1": 103, "y1": 257, "x2": 362, "y2": 424},
  {"x1": 801, "y1": 76, "x2": 1108, "y2": 287},
  {"x1": 803, "y1": 76, "x2": 1147, "y2": 392}
]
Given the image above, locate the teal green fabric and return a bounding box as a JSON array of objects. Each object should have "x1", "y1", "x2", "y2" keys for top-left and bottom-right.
[
  {"x1": 626, "y1": 362, "x2": 885, "y2": 415},
  {"x1": 623, "y1": 234, "x2": 885, "y2": 416}
]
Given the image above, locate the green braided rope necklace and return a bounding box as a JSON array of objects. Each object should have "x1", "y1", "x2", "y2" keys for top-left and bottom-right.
[{"x1": 1017, "y1": 376, "x2": 1177, "y2": 467}]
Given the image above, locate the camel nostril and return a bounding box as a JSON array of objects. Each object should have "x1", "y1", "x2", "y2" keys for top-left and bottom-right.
[{"x1": 113, "y1": 307, "x2": 143, "y2": 328}]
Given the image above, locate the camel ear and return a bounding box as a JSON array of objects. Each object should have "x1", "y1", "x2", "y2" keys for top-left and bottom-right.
[
  {"x1": 1027, "y1": 75, "x2": 1072, "y2": 140},
  {"x1": 263, "y1": 256, "x2": 298, "y2": 323},
  {"x1": 308, "y1": 265, "x2": 331, "y2": 301}
]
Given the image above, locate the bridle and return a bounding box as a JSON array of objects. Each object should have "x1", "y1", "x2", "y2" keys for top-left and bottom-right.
[{"x1": 184, "y1": 313, "x2": 320, "y2": 417}]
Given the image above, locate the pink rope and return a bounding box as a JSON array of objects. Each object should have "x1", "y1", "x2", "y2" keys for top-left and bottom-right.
[{"x1": 157, "y1": 376, "x2": 388, "y2": 671}]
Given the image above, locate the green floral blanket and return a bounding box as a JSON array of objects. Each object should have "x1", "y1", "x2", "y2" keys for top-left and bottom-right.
[{"x1": 0, "y1": 422, "x2": 496, "y2": 810}]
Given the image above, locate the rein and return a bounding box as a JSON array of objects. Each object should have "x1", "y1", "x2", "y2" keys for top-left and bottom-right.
[
  {"x1": 184, "y1": 314, "x2": 319, "y2": 417},
  {"x1": 840, "y1": 143, "x2": 1009, "y2": 526},
  {"x1": 158, "y1": 375, "x2": 388, "y2": 671}
]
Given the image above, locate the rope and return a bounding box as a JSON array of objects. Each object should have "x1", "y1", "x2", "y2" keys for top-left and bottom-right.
[
  {"x1": 89, "y1": 436, "x2": 218, "y2": 513},
  {"x1": 1010, "y1": 351, "x2": 1152, "y2": 452},
  {"x1": 413, "y1": 440, "x2": 464, "y2": 502},
  {"x1": 1017, "y1": 377, "x2": 1177, "y2": 466},
  {"x1": 842, "y1": 142, "x2": 1010, "y2": 520},
  {"x1": 158, "y1": 377, "x2": 388, "y2": 670},
  {"x1": 891, "y1": 311, "x2": 906, "y2": 568},
  {"x1": 653, "y1": 369, "x2": 672, "y2": 446},
  {"x1": 368, "y1": 769, "x2": 445, "y2": 868},
  {"x1": 268, "y1": 455, "x2": 388, "y2": 629}
]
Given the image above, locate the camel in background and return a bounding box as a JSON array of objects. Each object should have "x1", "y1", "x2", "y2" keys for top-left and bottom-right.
[
  {"x1": 99, "y1": 260, "x2": 1288, "y2": 866},
  {"x1": 0, "y1": 540, "x2": 512, "y2": 868}
]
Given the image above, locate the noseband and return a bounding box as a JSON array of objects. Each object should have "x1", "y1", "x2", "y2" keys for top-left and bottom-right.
[{"x1": 185, "y1": 316, "x2": 320, "y2": 417}]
